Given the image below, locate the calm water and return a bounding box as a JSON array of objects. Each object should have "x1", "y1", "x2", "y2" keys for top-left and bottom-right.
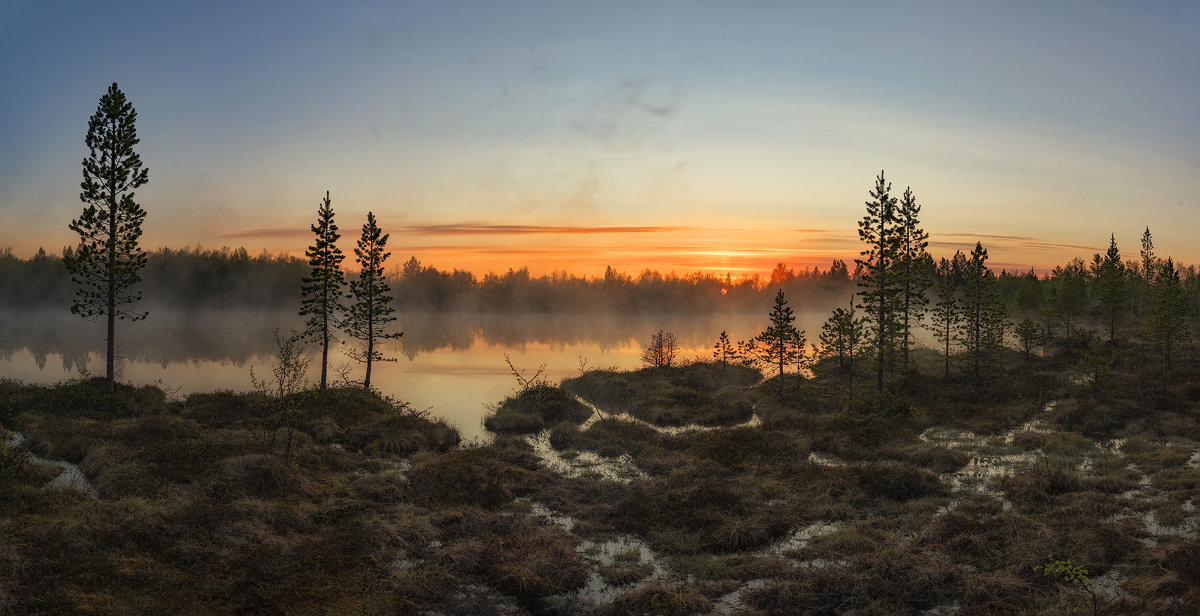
[{"x1": 0, "y1": 308, "x2": 843, "y2": 441}]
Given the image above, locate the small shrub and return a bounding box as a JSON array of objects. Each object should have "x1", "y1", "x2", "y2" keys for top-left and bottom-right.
[
  {"x1": 485, "y1": 385, "x2": 590, "y2": 435},
  {"x1": 547, "y1": 421, "x2": 578, "y2": 450}
]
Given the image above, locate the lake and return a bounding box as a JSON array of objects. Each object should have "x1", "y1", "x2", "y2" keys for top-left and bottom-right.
[{"x1": 0, "y1": 307, "x2": 847, "y2": 441}]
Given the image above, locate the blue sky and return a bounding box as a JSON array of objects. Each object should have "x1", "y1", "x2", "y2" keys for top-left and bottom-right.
[{"x1": 2, "y1": 1, "x2": 1198, "y2": 275}]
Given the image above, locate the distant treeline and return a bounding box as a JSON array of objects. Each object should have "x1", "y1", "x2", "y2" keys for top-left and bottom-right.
[
  {"x1": 0, "y1": 246, "x2": 307, "y2": 311},
  {"x1": 0, "y1": 246, "x2": 856, "y2": 313},
  {"x1": 3, "y1": 244, "x2": 1200, "y2": 318}
]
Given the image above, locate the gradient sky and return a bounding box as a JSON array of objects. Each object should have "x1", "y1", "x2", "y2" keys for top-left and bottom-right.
[{"x1": 2, "y1": 1, "x2": 1198, "y2": 277}]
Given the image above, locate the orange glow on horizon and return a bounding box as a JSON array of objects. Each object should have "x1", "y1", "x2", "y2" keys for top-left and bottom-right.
[{"x1": 0, "y1": 221, "x2": 1121, "y2": 282}]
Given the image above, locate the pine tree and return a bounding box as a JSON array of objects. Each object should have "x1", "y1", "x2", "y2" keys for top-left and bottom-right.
[
  {"x1": 1147, "y1": 257, "x2": 1190, "y2": 377},
  {"x1": 1051, "y1": 259, "x2": 1089, "y2": 351},
  {"x1": 958, "y1": 242, "x2": 1007, "y2": 382},
  {"x1": 819, "y1": 295, "x2": 866, "y2": 372},
  {"x1": 63, "y1": 83, "x2": 150, "y2": 386},
  {"x1": 343, "y1": 212, "x2": 402, "y2": 390},
  {"x1": 856, "y1": 171, "x2": 901, "y2": 392},
  {"x1": 928, "y1": 257, "x2": 961, "y2": 379},
  {"x1": 820, "y1": 295, "x2": 865, "y2": 411},
  {"x1": 300, "y1": 191, "x2": 346, "y2": 390},
  {"x1": 896, "y1": 186, "x2": 932, "y2": 372},
  {"x1": 1093, "y1": 234, "x2": 1126, "y2": 343},
  {"x1": 1140, "y1": 226, "x2": 1155, "y2": 316},
  {"x1": 712, "y1": 330, "x2": 737, "y2": 369},
  {"x1": 742, "y1": 289, "x2": 803, "y2": 397},
  {"x1": 1015, "y1": 317, "x2": 1040, "y2": 359}
]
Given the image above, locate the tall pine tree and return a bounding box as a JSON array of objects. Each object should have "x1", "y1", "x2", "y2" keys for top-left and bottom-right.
[
  {"x1": 1140, "y1": 226, "x2": 1156, "y2": 317},
  {"x1": 1147, "y1": 257, "x2": 1190, "y2": 377},
  {"x1": 64, "y1": 83, "x2": 150, "y2": 386},
  {"x1": 896, "y1": 186, "x2": 932, "y2": 371},
  {"x1": 300, "y1": 191, "x2": 345, "y2": 390},
  {"x1": 344, "y1": 212, "x2": 402, "y2": 390},
  {"x1": 958, "y1": 242, "x2": 1006, "y2": 382},
  {"x1": 928, "y1": 256, "x2": 961, "y2": 379},
  {"x1": 1092, "y1": 234, "x2": 1126, "y2": 343},
  {"x1": 856, "y1": 171, "x2": 901, "y2": 392}
]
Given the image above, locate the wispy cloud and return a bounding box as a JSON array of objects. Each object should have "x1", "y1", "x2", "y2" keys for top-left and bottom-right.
[
  {"x1": 223, "y1": 224, "x2": 698, "y2": 240},
  {"x1": 222, "y1": 223, "x2": 842, "y2": 241},
  {"x1": 931, "y1": 235, "x2": 1099, "y2": 253},
  {"x1": 398, "y1": 224, "x2": 694, "y2": 235}
]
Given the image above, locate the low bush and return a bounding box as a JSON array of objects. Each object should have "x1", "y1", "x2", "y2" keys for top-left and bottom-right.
[{"x1": 484, "y1": 384, "x2": 591, "y2": 434}]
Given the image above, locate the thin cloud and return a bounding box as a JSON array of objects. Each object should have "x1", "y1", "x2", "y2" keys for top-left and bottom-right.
[
  {"x1": 221, "y1": 224, "x2": 694, "y2": 241},
  {"x1": 939, "y1": 232, "x2": 1038, "y2": 242},
  {"x1": 930, "y1": 237, "x2": 1099, "y2": 252},
  {"x1": 399, "y1": 224, "x2": 694, "y2": 235}
]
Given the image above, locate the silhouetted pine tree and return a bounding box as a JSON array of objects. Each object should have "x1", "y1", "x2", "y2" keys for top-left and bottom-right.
[
  {"x1": 820, "y1": 294, "x2": 865, "y2": 411},
  {"x1": 958, "y1": 242, "x2": 1006, "y2": 382},
  {"x1": 63, "y1": 83, "x2": 150, "y2": 386},
  {"x1": 1147, "y1": 257, "x2": 1190, "y2": 377},
  {"x1": 343, "y1": 212, "x2": 402, "y2": 390},
  {"x1": 928, "y1": 257, "x2": 961, "y2": 378},
  {"x1": 712, "y1": 330, "x2": 737, "y2": 370},
  {"x1": 1051, "y1": 259, "x2": 1089, "y2": 351},
  {"x1": 896, "y1": 186, "x2": 932, "y2": 372},
  {"x1": 1139, "y1": 226, "x2": 1156, "y2": 317},
  {"x1": 300, "y1": 191, "x2": 346, "y2": 389},
  {"x1": 1093, "y1": 234, "x2": 1126, "y2": 343},
  {"x1": 1015, "y1": 317, "x2": 1039, "y2": 360},
  {"x1": 856, "y1": 171, "x2": 901, "y2": 392},
  {"x1": 743, "y1": 289, "x2": 803, "y2": 397}
]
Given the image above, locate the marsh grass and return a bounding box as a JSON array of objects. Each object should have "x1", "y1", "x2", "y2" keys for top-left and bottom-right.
[
  {"x1": 484, "y1": 384, "x2": 591, "y2": 434},
  {"x1": 6, "y1": 331, "x2": 1200, "y2": 614},
  {"x1": 563, "y1": 362, "x2": 759, "y2": 427}
]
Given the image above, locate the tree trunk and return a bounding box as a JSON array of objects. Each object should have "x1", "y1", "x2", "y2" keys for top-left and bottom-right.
[
  {"x1": 106, "y1": 167, "x2": 117, "y2": 386},
  {"x1": 364, "y1": 311, "x2": 374, "y2": 390},
  {"x1": 319, "y1": 309, "x2": 329, "y2": 389}
]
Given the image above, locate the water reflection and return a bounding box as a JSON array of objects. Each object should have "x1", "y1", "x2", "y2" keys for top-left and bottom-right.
[{"x1": 0, "y1": 308, "x2": 843, "y2": 441}]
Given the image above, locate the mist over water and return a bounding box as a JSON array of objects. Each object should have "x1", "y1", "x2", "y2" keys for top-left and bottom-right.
[{"x1": 0, "y1": 307, "x2": 860, "y2": 440}]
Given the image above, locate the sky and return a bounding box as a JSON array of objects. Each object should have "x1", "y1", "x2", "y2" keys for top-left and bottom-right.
[{"x1": 2, "y1": 1, "x2": 1198, "y2": 277}]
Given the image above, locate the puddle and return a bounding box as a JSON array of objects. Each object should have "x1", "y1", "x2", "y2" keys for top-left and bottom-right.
[
  {"x1": 1110, "y1": 510, "x2": 1197, "y2": 538},
  {"x1": 807, "y1": 452, "x2": 846, "y2": 467},
  {"x1": 529, "y1": 433, "x2": 649, "y2": 483},
  {"x1": 1139, "y1": 511, "x2": 1196, "y2": 537},
  {"x1": 523, "y1": 499, "x2": 669, "y2": 606},
  {"x1": 920, "y1": 426, "x2": 1039, "y2": 492},
  {"x1": 1092, "y1": 567, "x2": 1126, "y2": 601},
  {"x1": 574, "y1": 396, "x2": 762, "y2": 436},
  {"x1": 922, "y1": 602, "x2": 961, "y2": 616},
  {"x1": 3, "y1": 428, "x2": 99, "y2": 499}
]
